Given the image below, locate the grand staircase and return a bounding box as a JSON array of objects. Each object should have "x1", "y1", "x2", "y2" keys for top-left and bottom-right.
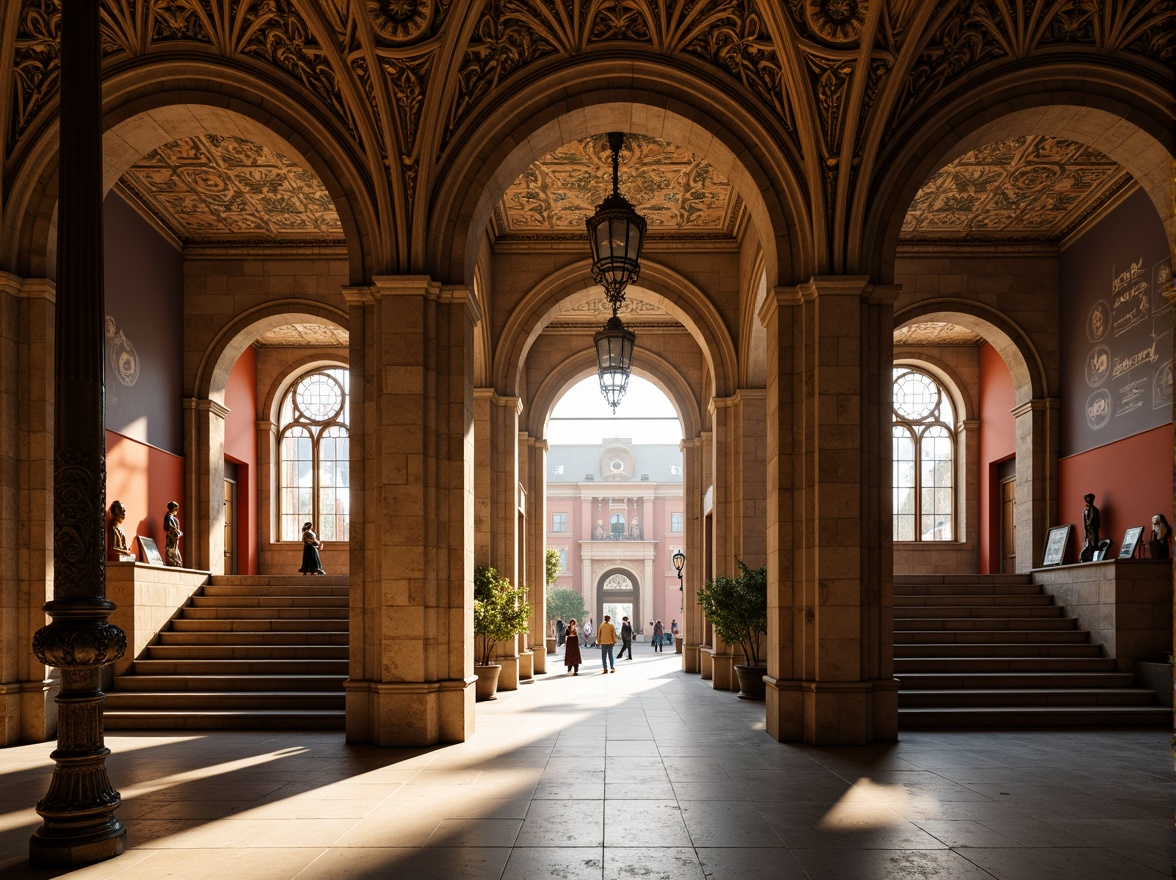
[
  {"x1": 104, "y1": 575, "x2": 348, "y2": 730},
  {"x1": 895, "y1": 574, "x2": 1169, "y2": 728}
]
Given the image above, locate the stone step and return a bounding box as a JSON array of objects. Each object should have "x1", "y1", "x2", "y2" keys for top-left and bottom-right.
[
  {"x1": 180, "y1": 607, "x2": 347, "y2": 620},
  {"x1": 894, "y1": 583, "x2": 1044, "y2": 596},
  {"x1": 202, "y1": 583, "x2": 349, "y2": 598},
  {"x1": 129, "y1": 658, "x2": 348, "y2": 676},
  {"x1": 170, "y1": 618, "x2": 348, "y2": 632},
  {"x1": 895, "y1": 617, "x2": 1078, "y2": 631},
  {"x1": 103, "y1": 709, "x2": 345, "y2": 731},
  {"x1": 895, "y1": 629, "x2": 1090, "y2": 644},
  {"x1": 159, "y1": 630, "x2": 348, "y2": 646},
  {"x1": 894, "y1": 594, "x2": 1055, "y2": 607},
  {"x1": 145, "y1": 644, "x2": 348, "y2": 661},
  {"x1": 104, "y1": 691, "x2": 344, "y2": 710},
  {"x1": 894, "y1": 656, "x2": 1116, "y2": 674},
  {"x1": 895, "y1": 605, "x2": 1064, "y2": 619},
  {"x1": 894, "y1": 642, "x2": 1104, "y2": 658},
  {"x1": 898, "y1": 688, "x2": 1160, "y2": 708},
  {"x1": 898, "y1": 706, "x2": 1170, "y2": 728},
  {"x1": 895, "y1": 574, "x2": 1034, "y2": 586},
  {"x1": 188, "y1": 595, "x2": 348, "y2": 609},
  {"x1": 208, "y1": 575, "x2": 349, "y2": 587},
  {"x1": 896, "y1": 671, "x2": 1136, "y2": 689},
  {"x1": 114, "y1": 674, "x2": 344, "y2": 692}
]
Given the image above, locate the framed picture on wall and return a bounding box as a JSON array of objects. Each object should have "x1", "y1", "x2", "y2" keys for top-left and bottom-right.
[
  {"x1": 1119, "y1": 526, "x2": 1145, "y2": 558},
  {"x1": 1041, "y1": 524, "x2": 1071, "y2": 567},
  {"x1": 137, "y1": 536, "x2": 164, "y2": 566}
]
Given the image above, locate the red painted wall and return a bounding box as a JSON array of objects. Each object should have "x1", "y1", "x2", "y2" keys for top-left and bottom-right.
[
  {"x1": 224, "y1": 346, "x2": 259, "y2": 574},
  {"x1": 978, "y1": 343, "x2": 1016, "y2": 573},
  {"x1": 1058, "y1": 424, "x2": 1174, "y2": 559},
  {"x1": 106, "y1": 432, "x2": 184, "y2": 562}
]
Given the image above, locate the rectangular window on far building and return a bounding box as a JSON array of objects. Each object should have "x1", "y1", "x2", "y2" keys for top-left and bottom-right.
[
  {"x1": 670, "y1": 512, "x2": 683, "y2": 533},
  {"x1": 551, "y1": 512, "x2": 567, "y2": 533},
  {"x1": 558, "y1": 548, "x2": 568, "y2": 570}
]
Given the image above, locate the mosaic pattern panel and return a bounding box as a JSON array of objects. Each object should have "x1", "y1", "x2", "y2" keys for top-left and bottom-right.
[
  {"x1": 902, "y1": 136, "x2": 1130, "y2": 242},
  {"x1": 496, "y1": 134, "x2": 738, "y2": 237},
  {"x1": 122, "y1": 135, "x2": 344, "y2": 241}
]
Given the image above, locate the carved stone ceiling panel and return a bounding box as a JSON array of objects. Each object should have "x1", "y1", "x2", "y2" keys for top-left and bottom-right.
[
  {"x1": 901, "y1": 136, "x2": 1130, "y2": 242},
  {"x1": 894, "y1": 322, "x2": 984, "y2": 346},
  {"x1": 120, "y1": 134, "x2": 344, "y2": 242},
  {"x1": 494, "y1": 134, "x2": 740, "y2": 240},
  {"x1": 255, "y1": 323, "x2": 350, "y2": 347}
]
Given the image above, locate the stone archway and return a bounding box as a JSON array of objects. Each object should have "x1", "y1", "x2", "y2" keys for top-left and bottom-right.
[
  {"x1": 591, "y1": 566, "x2": 649, "y2": 642},
  {"x1": 596, "y1": 570, "x2": 641, "y2": 639},
  {"x1": 187, "y1": 303, "x2": 349, "y2": 573},
  {"x1": 894, "y1": 304, "x2": 1052, "y2": 572}
]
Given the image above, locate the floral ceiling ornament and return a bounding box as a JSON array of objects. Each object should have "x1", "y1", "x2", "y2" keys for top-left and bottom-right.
[
  {"x1": 807, "y1": 0, "x2": 867, "y2": 43},
  {"x1": 367, "y1": 0, "x2": 443, "y2": 44}
]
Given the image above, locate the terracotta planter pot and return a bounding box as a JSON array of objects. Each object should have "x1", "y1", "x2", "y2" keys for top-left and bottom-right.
[
  {"x1": 474, "y1": 664, "x2": 502, "y2": 701},
  {"x1": 734, "y1": 664, "x2": 767, "y2": 701}
]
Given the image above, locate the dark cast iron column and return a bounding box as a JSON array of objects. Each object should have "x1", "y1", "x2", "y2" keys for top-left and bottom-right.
[{"x1": 29, "y1": 0, "x2": 127, "y2": 867}]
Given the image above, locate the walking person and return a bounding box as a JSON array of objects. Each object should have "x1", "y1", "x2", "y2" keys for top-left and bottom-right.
[
  {"x1": 583, "y1": 617, "x2": 594, "y2": 648},
  {"x1": 618, "y1": 616, "x2": 633, "y2": 660},
  {"x1": 596, "y1": 614, "x2": 618, "y2": 673},
  {"x1": 652, "y1": 619, "x2": 664, "y2": 652},
  {"x1": 555, "y1": 617, "x2": 565, "y2": 647},
  {"x1": 299, "y1": 522, "x2": 325, "y2": 574},
  {"x1": 563, "y1": 619, "x2": 582, "y2": 675}
]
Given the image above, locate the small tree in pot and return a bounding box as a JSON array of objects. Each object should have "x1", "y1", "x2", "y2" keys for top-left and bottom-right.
[
  {"x1": 473, "y1": 564, "x2": 530, "y2": 700},
  {"x1": 696, "y1": 559, "x2": 767, "y2": 700}
]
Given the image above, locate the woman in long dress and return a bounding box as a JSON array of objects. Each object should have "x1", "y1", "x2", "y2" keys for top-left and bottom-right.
[
  {"x1": 300, "y1": 522, "x2": 324, "y2": 575},
  {"x1": 563, "y1": 619, "x2": 582, "y2": 675},
  {"x1": 163, "y1": 501, "x2": 183, "y2": 567}
]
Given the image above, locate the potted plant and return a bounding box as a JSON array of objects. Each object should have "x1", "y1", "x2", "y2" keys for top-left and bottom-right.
[
  {"x1": 473, "y1": 564, "x2": 530, "y2": 701},
  {"x1": 696, "y1": 559, "x2": 767, "y2": 700}
]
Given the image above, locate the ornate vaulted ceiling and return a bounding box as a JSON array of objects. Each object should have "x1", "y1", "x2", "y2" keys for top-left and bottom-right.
[
  {"x1": 121, "y1": 135, "x2": 343, "y2": 243},
  {"x1": 901, "y1": 136, "x2": 1131, "y2": 242},
  {"x1": 5, "y1": 1, "x2": 1172, "y2": 266},
  {"x1": 493, "y1": 135, "x2": 740, "y2": 240}
]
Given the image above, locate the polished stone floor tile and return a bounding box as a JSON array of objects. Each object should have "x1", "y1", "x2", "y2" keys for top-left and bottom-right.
[
  {"x1": 298, "y1": 845, "x2": 510, "y2": 880},
  {"x1": 516, "y1": 799, "x2": 604, "y2": 846},
  {"x1": 695, "y1": 846, "x2": 810, "y2": 880},
  {"x1": 0, "y1": 653, "x2": 1165, "y2": 880},
  {"x1": 603, "y1": 801, "x2": 692, "y2": 847},
  {"x1": 961, "y1": 846, "x2": 1170, "y2": 879},
  {"x1": 501, "y1": 846, "x2": 604, "y2": 880},
  {"x1": 790, "y1": 847, "x2": 1000, "y2": 879},
  {"x1": 604, "y1": 846, "x2": 706, "y2": 880}
]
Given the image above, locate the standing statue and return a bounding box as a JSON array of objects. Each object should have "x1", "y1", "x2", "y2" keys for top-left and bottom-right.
[
  {"x1": 108, "y1": 500, "x2": 135, "y2": 561},
  {"x1": 1080, "y1": 493, "x2": 1100, "y2": 562},
  {"x1": 163, "y1": 501, "x2": 183, "y2": 567},
  {"x1": 1149, "y1": 513, "x2": 1171, "y2": 560}
]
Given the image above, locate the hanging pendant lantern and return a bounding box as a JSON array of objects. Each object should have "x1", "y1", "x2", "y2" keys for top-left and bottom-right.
[{"x1": 586, "y1": 132, "x2": 646, "y2": 410}]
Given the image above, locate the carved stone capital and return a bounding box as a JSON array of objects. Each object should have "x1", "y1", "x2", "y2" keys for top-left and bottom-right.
[{"x1": 33, "y1": 621, "x2": 127, "y2": 669}]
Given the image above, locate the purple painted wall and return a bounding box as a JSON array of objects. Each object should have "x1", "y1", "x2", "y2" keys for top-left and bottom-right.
[{"x1": 103, "y1": 191, "x2": 185, "y2": 454}]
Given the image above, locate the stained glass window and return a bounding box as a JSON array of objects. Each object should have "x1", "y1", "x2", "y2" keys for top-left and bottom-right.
[{"x1": 893, "y1": 368, "x2": 955, "y2": 541}]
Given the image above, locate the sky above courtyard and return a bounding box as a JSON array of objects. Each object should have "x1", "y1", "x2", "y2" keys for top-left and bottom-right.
[{"x1": 548, "y1": 376, "x2": 683, "y2": 446}]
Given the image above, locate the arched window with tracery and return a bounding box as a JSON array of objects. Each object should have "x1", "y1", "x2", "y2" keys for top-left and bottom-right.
[
  {"x1": 278, "y1": 367, "x2": 350, "y2": 542},
  {"x1": 892, "y1": 367, "x2": 955, "y2": 542}
]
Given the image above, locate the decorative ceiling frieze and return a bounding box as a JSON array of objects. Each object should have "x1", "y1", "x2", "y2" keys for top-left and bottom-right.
[
  {"x1": 121, "y1": 134, "x2": 344, "y2": 242},
  {"x1": 8, "y1": 0, "x2": 364, "y2": 159},
  {"x1": 890, "y1": 0, "x2": 1175, "y2": 138},
  {"x1": 256, "y1": 322, "x2": 350, "y2": 346},
  {"x1": 493, "y1": 134, "x2": 739, "y2": 239},
  {"x1": 441, "y1": 0, "x2": 797, "y2": 157},
  {"x1": 900, "y1": 135, "x2": 1130, "y2": 242},
  {"x1": 894, "y1": 321, "x2": 983, "y2": 346}
]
